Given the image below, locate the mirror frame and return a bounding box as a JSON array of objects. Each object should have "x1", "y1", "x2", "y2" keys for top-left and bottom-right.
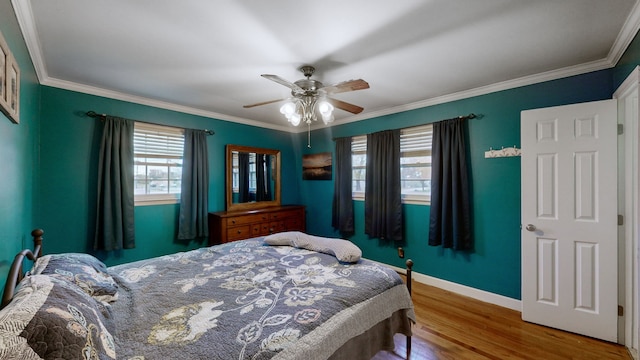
[{"x1": 226, "y1": 144, "x2": 281, "y2": 212}]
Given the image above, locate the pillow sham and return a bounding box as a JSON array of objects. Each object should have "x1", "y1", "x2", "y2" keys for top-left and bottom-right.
[
  {"x1": 31, "y1": 253, "x2": 118, "y2": 303},
  {"x1": 0, "y1": 275, "x2": 116, "y2": 360},
  {"x1": 264, "y1": 231, "x2": 362, "y2": 263}
]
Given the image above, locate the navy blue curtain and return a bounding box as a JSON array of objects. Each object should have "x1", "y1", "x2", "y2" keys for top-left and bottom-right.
[
  {"x1": 94, "y1": 116, "x2": 135, "y2": 251},
  {"x1": 265, "y1": 155, "x2": 272, "y2": 200},
  {"x1": 255, "y1": 154, "x2": 269, "y2": 201},
  {"x1": 238, "y1": 152, "x2": 250, "y2": 203},
  {"x1": 364, "y1": 129, "x2": 403, "y2": 241},
  {"x1": 177, "y1": 129, "x2": 209, "y2": 240},
  {"x1": 428, "y1": 117, "x2": 472, "y2": 250},
  {"x1": 332, "y1": 137, "x2": 354, "y2": 237}
]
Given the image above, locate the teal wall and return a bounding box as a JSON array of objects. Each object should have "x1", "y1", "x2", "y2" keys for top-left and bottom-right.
[
  {"x1": 37, "y1": 86, "x2": 301, "y2": 266},
  {"x1": 296, "y1": 70, "x2": 614, "y2": 300},
  {"x1": 2, "y1": 1, "x2": 640, "y2": 301},
  {"x1": 0, "y1": 1, "x2": 40, "y2": 294}
]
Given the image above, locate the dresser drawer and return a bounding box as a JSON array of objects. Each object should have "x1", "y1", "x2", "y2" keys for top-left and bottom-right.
[
  {"x1": 251, "y1": 222, "x2": 271, "y2": 236},
  {"x1": 285, "y1": 216, "x2": 304, "y2": 230},
  {"x1": 227, "y1": 225, "x2": 251, "y2": 241},
  {"x1": 270, "y1": 221, "x2": 286, "y2": 233},
  {"x1": 226, "y1": 213, "x2": 270, "y2": 227},
  {"x1": 269, "y1": 210, "x2": 301, "y2": 221}
]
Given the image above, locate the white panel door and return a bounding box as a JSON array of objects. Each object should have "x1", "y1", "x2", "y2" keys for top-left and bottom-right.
[{"x1": 521, "y1": 99, "x2": 618, "y2": 342}]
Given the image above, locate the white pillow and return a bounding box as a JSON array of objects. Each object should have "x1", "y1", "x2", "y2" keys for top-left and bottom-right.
[{"x1": 264, "y1": 231, "x2": 362, "y2": 263}]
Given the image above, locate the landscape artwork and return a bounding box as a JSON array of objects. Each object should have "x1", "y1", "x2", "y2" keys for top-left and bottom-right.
[{"x1": 302, "y1": 152, "x2": 332, "y2": 180}]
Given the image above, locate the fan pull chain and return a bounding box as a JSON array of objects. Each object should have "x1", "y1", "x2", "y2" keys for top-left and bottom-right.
[{"x1": 307, "y1": 122, "x2": 312, "y2": 148}]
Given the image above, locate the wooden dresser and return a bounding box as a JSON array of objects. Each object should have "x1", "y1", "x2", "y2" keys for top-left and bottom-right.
[{"x1": 208, "y1": 205, "x2": 305, "y2": 245}]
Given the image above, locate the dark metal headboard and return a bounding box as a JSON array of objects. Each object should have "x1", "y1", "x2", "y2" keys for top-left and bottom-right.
[{"x1": 1, "y1": 229, "x2": 44, "y2": 309}]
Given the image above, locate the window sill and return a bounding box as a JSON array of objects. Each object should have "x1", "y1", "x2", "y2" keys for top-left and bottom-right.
[
  {"x1": 352, "y1": 196, "x2": 430, "y2": 206},
  {"x1": 135, "y1": 198, "x2": 180, "y2": 206}
]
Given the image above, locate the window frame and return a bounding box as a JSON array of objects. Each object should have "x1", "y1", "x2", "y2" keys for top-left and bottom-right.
[
  {"x1": 399, "y1": 124, "x2": 432, "y2": 204},
  {"x1": 133, "y1": 122, "x2": 185, "y2": 206},
  {"x1": 351, "y1": 124, "x2": 433, "y2": 205},
  {"x1": 351, "y1": 135, "x2": 367, "y2": 201}
]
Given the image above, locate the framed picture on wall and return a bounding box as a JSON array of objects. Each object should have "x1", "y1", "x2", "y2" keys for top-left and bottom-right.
[
  {"x1": 5, "y1": 54, "x2": 20, "y2": 124},
  {"x1": 302, "y1": 152, "x2": 332, "y2": 180},
  {"x1": 0, "y1": 32, "x2": 9, "y2": 115}
]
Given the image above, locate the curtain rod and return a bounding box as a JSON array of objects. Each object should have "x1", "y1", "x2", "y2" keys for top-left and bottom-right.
[
  {"x1": 86, "y1": 111, "x2": 215, "y2": 135},
  {"x1": 332, "y1": 113, "x2": 479, "y2": 141}
]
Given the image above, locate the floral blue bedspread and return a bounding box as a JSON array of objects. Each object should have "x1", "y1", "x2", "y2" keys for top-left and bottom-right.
[{"x1": 108, "y1": 238, "x2": 413, "y2": 360}]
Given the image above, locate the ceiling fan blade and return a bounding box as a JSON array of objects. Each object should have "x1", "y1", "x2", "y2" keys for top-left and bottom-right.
[
  {"x1": 327, "y1": 98, "x2": 364, "y2": 114},
  {"x1": 261, "y1": 74, "x2": 304, "y2": 93},
  {"x1": 243, "y1": 98, "x2": 287, "y2": 108},
  {"x1": 323, "y1": 79, "x2": 370, "y2": 94}
]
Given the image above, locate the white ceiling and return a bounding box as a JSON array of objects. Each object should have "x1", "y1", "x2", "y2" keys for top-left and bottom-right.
[{"x1": 12, "y1": 0, "x2": 640, "y2": 132}]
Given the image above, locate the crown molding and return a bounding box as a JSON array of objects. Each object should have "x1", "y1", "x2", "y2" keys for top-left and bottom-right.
[
  {"x1": 609, "y1": 0, "x2": 640, "y2": 65},
  {"x1": 41, "y1": 77, "x2": 293, "y2": 132},
  {"x1": 11, "y1": 0, "x2": 46, "y2": 81},
  {"x1": 323, "y1": 58, "x2": 615, "y2": 130},
  {"x1": 12, "y1": 0, "x2": 640, "y2": 134}
]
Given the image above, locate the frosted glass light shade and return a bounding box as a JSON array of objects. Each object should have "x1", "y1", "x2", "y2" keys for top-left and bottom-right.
[{"x1": 280, "y1": 102, "x2": 296, "y2": 116}]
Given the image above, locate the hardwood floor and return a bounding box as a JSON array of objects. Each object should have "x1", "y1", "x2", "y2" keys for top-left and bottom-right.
[{"x1": 373, "y1": 280, "x2": 631, "y2": 360}]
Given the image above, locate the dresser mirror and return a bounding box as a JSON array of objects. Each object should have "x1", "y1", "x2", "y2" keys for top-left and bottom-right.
[{"x1": 226, "y1": 144, "x2": 281, "y2": 212}]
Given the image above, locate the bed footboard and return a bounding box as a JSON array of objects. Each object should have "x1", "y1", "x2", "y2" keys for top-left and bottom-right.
[{"x1": 1, "y1": 229, "x2": 44, "y2": 309}]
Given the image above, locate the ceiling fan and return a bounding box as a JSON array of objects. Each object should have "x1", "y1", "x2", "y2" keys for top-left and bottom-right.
[{"x1": 243, "y1": 65, "x2": 370, "y2": 126}]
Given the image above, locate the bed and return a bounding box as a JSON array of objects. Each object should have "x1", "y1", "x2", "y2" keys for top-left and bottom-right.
[{"x1": 0, "y1": 229, "x2": 415, "y2": 360}]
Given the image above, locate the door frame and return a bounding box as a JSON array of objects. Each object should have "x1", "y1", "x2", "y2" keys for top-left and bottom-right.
[{"x1": 613, "y1": 65, "x2": 640, "y2": 357}]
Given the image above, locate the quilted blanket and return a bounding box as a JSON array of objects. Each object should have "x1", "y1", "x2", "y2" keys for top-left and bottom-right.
[{"x1": 108, "y1": 238, "x2": 414, "y2": 360}]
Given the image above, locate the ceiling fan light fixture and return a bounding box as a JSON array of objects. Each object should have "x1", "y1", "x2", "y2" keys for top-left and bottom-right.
[{"x1": 246, "y1": 66, "x2": 369, "y2": 146}]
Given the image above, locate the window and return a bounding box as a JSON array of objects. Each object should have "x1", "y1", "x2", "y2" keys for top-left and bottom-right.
[
  {"x1": 351, "y1": 124, "x2": 433, "y2": 204},
  {"x1": 231, "y1": 152, "x2": 257, "y2": 192},
  {"x1": 351, "y1": 135, "x2": 367, "y2": 198},
  {"x1": 133, "y1": 122, "x2": 184, "y2": 205}
]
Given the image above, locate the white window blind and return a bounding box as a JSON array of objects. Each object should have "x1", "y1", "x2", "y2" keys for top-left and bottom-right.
[
  {"x1": 400, "y1": 124, "x2": 432, "y2": 156},
  {"x1": 134, "y1": 123, "x2": 184, "y2": 159}
]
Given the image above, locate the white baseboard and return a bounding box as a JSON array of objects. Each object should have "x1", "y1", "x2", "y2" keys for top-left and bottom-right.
[{"x1": 385, "y1": 263, "x2": 522, "y2": 312}]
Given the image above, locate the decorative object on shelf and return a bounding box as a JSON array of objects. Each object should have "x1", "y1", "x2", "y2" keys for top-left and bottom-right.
[
  {"x1": 0, "y1": 31, "x2": 19, "y2": 124},
  {"x1": 244, "y1": 65, "x2": 369, "y2": 148},
  {"x1": 302, "y1": 152, "x2": 332, "y2": 180},
  {"x1": 484, "y1": 146, "x2": 521, "y2": 158}
]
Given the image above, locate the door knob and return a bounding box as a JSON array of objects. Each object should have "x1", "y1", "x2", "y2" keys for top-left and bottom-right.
[{"x1": 525, "y1": 224, "x2": 537, "y2": 232}]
